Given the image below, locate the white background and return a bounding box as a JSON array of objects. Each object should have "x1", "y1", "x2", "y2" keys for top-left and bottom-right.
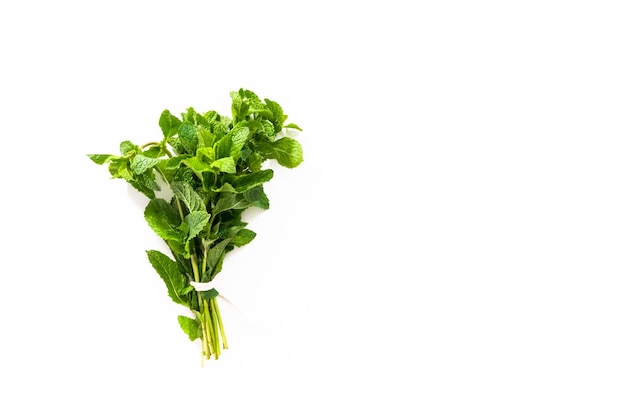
[{"x1": 1, "y1": 1, "x2": 625, "y2": 415}]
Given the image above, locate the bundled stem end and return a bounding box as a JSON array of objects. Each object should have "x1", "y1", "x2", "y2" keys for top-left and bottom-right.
[{"x1": 199, "y1": 297, "x2": 227, "y2": 362}]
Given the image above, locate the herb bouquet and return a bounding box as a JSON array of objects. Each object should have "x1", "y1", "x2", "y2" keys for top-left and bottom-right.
[{"x1": 88, "y1": 89, "x2": 303, "y2": 361}]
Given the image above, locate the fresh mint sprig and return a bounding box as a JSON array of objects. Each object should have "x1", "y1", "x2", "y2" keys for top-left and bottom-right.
[{"x1": 89, "y1": 89, "x2": 303, "y2": 362}]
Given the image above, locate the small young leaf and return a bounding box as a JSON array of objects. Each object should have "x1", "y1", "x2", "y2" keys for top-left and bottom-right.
[
  {"x1": 283, "y1": 123, "x2": 303, "y2": 131},
  {"x1": 248, "y1": 103, "x2": 272, "y2": 120},
  {"x1": 260, "y1": 120, "x2": 277, "y2": 139},
  {"x1": 210, "y1": 157, "x2": 236, "y2": 174},
  {"x1": 87, "y1": 154, "x2": 114, "y2": 165},
  {"x1": 178, "y1": 316, "x2": 200, "y2": 341},
  {"x1": 224, "y1": 125, "x2": 250, "y2": 159},
  {"x1": 197, "y1": 127, "x2": 216, "y2": 148},
  {"x1": 159, "y1": 110, "x2": 182, "y2": 138},
  {"x1": 183, "y1": 107, "x2": 209, "y2": 127},
  {"x1": 197, "y1": 147, "x2": 215, "y2": 161},
  {"x1": 108, "y1": 158, "x2": 132, "y2": 180},
  {"x1": 143, "y1": 145, "x2": 163, "y2": 158},
  {"x1": 231, "y1": 94, "x2": 247, "y2": 123},
  {"x1": 264, "y1": 98, "x2": 285, "y2": 133},
  {"x1": 146, "y1": 250, "x2": 189, "y2": 307},
  {"x1": 271, "y1": 137, "x2": 303, "y2": 168},
  {"x1": 231, "y1": 228, "x2": 256, "y2": 247},
  {"x1": 120, "y1": 140, "x2": 139, "y2": 155}
]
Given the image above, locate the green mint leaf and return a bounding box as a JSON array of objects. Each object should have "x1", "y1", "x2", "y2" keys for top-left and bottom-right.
[
  {"x1": 144, "y1": 198, "x2": 183, "y2": 241},
  {"x1": 87, "y1": 154, "x2": 114, "y2": 165},
  {"x1": 203, "y1": 110, "x2": 218, "y2": 123},
  {"x1": 231, "y1": 92, "x2": 248, "y2": 123},
  {"x1": 230, "y1": 169, "x2": 274, "y2": 193},
  {"x1": 212, "y1": 182, "x2": 237, "y2": 193},
  {"x1": 210, "y1": 116, "x2": 232, "y2": 140},
  {"x1": 146, "y1": 250, "x2": 189, "y2": 307},
  {"x1": 246, "y1": 152, "x2": 264, "y2": 172},
  {"x1": 243, "y1": 186, "x2": 270, "y2": 209},
  {"x1": 226, "y1": 125, "x2": 250, "y2": 160},
  {"x1": 231, "y1": 228, "x2": 256, "y2": 247},
  {"x1": 128, "y1": 174, "x2": 159, "y2": 199},
  {"x1": 197, "y1": 147, "x2": 216, "y2": 161},
  {"x1": 239, "y1": 89, "x2": 260, "y2": 103},
  {"x1": 178, "y1": 122, "x2": 198, "y2": 154},
  {"x1": 283, "y1": 123, "x2": 303, "y2": 131},
  {"x1": 171, "y1": 182, "x2": 205, "y2": 213},
  {"x1": 261, "y1": 120, "x2": 276, "y2": 139},
  {"x1": 197, "y1": 127, "x2": 216, "y2": 148},
  {"x1": 167, "y1": 137, "x2": 187, "y2": 156},
  {"x1": 172, "y1": 165, "x2": 196, "y2": 185},
  {"x1": 271, "y1": 137, "x2": 303, "y2": 168},
  {"x1": 242, "y1": 90, "x2": 272, "y2": 117},
  {"x1": 216, "y1": 221, "x2": 246, "y2": 240},
  {"x1": 199, "y1": 288, "x2": 219, "y2": 300},
  {"x1": 207, "y1": 239, "x2": 231, "y2": 278},
  {"x1": 120, "y1": 140, "x2": 139, "y2": 155},
  {"x1": 177, "y1": 316, "x2": 200, "y2": 341},
  {"x1": 210, "y1": 157, "x2": 236, "y2": 174},
  {"x1": 108, "y1": 158, "x2": 132, "y2": 180},
  {"x1": 183, "y1": 156, "x2": 212, "y2": 174},
  {"x1": 131, "y1": 154, "x2": 160, "y2": 175},
  {"x1": 159, "y1": 110, "x2": 182, "y2": 138},
  {"x1": 213, "y1": 134, "x2": 232, "y2": 159},
  {"x1": 213, "y1": 193, "x2": 251, "y2": 216},
  {"x1": 184, "y1": 211, "x2": 210, "y2": 240},
  {"x1": 182, "y1": 107, "x2": 210, "y2": 127},
  {"x1": 264, "y1": 98, "x2": 285, "y2": 133},
  {"x1": 142, "y1": 144, "x2": 164, "y2": 158},
  {"x1": 164, "y1": 155, "x2": 187, "y2": 170},
  {"x1": 241, "y1": 119, "x2": 275, "y2": 141}
]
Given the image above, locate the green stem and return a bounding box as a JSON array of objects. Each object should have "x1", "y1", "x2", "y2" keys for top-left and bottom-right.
[
  {"x1": 204, "y1": 298, "x2": 216, "y2": 358},
  {"x1": 190, "y1": 256, "x2": 201, "y2": 283},
  {"x1": 214, "y1": 297, "x2": 228, "y2": 349},
  {"x1": 195, "y1": 309, "x2": 209, "y2": 360},
  {"x1": 210, "y1": 298, "x2": 221, "y2": 358},
  {"x1": 141, "y1": 141, "x2": 173, "y2": 157}
]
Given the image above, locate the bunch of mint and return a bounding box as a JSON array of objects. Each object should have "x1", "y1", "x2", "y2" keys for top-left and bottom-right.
[{"x1": 89, "y1": 89, "x2": 303, "y2": 362}]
